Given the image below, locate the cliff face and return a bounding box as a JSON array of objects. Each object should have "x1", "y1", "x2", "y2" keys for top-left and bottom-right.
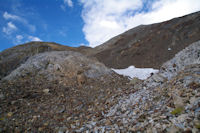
[{"x1": 88, "y1": 11, "x2": 200, "y2": 69}]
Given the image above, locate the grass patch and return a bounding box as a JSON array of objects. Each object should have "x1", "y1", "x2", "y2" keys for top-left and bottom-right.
[{"x1": 171, "y1": 107, "x2": 184, "y2": 115}]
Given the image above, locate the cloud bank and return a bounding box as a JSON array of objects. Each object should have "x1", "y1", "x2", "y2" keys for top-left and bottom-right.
[{"x1": 80, "y1": 0, "x2": 200, "y2": 47}]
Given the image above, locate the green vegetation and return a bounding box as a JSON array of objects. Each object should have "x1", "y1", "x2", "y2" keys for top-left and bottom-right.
[
  {"x1": 170, "y1": 107, "x2": 184, "y2": 115},
  {"x1": 195, "y1": 123, "x2": 200, "y2": 129}
]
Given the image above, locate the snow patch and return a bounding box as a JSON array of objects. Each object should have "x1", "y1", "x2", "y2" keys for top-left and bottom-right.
[
  {"x1": 168, "y1": 48, "x2": 172, "y2": 51},
  {"x1": 112, "y1": 66, "x2": 159, "y2": 80}
]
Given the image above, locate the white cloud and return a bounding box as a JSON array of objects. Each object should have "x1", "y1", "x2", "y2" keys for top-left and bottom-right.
[
  {"x1": 16, "y1": 35, "x2": 23, "y2": 43},
  {"x1": 64, "y1": 0, "x2": 73, "y2": 7},
  {"x1": 13, "y1": 35, "x2": 42, "y2": 45},
  {"x1": 16, "y1": 35, "x2": 23, "y2": 40},
  {"x1": 3, "y1": 12, "x2": 36, "y2": 32},
  {"x1": 3, "y1": 11, "x2": 23, "y2": 21},
  {"x1": 80, "y1": 0, "x2": 200, "y2": 47},
  {"x1": 13, "y1": 35, "x2": 24, "y2": 44},
  {"x1": 79, "y1": 43, "x2": 86, "y2": 46},
  {"x1": 28, "y1": 36, "x2": 42, "y2": 42},
  {"x1": 2, "y1": 22, "x2": 17, "y2": 35},
  {"x1": 61, "y1": 0, "x2": 73, "y2": 11},
  {"x1": 60, "y1": 5, "x2": 66, "y2": 11},
  {"x1": 125, "y1": 0, "x2": 200, "y2": 27}
]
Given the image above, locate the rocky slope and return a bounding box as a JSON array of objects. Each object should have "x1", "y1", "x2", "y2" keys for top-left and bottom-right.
[
  {"x1": 88, "y1": 11, "x2": 200, "y2": 69},
  {"x1": 73, "y1": 40, "x2": 200, "y2": 132},
  {"x1": 0, "y1": 39, "x2": 199, "y2": 132},
  {"x1": 0, "y1": 50, "x2": 129, "y2": 132},
  {"x1": 0, "y1": 41, "x2": 91, "y2": 80}
]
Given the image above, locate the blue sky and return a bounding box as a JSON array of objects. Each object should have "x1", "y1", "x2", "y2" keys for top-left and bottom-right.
[
  {"x1": 0, "y1": 0, "x2": 200, "y2": 51},
  {"x1": 0, "y1": 0, "x2": 87, "y2": 51}
]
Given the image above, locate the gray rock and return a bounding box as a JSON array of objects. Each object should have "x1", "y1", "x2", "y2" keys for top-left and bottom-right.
[
  {"x1": 43, "y1": 89, "x2": 49, "y2": 93},
  {"x1": 0, "y1": 93, "x2": 5, "y2": 100},
  {"x1": 173, "y1": 95, "x2": 184, "y2": 108},
  {"x1": 152, "y1": 74, "x2": 167, "y2": 83},
  {"x1": 58, "y1": 127, "x2": 68, "y2": 133},
  {"x1": 145, "y1": 40, "x2": 200, "y2": 88},
  {"x1": 195, "y1": 107, "x2": 200, "y2": 112},
  {"x1": 160, "y1": 40, "x2": 200, "y2": 80},
  {"x1": 129, "y1": 77, "x2": 142, "y2": 85}
]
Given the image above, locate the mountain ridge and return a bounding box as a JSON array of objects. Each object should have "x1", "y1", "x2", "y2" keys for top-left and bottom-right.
[{"x1": 88, "y1": 11, "x2": 200, "y2": 69}]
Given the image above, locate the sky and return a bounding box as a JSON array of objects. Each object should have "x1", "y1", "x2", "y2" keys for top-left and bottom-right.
[{"x1": 0, "y1": 0, "x2": 200, "y2": 51}]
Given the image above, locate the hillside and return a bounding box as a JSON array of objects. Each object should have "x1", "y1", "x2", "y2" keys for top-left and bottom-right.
[
  {"x1": 0, "y1": 40, "x2": 199, "y2": 133},
  {"x1": 88, "y1": 11, "x2": 200, "y2": 69},
  {"x1": 0, "y1": 42, "x2": 91, "y2": 80},
  {"x1": 74, "y1": 40, "x2": 200, "y2": 132},
  {"x1": 0, "y1": 50, "x2": 129, "y2": 132},
  {"x1": 0, "y1": 11, "x2": 200, "y2": 132}
]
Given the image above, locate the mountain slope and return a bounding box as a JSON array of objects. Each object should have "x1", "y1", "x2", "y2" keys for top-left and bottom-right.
[
  {"x1": 0, "y1": 11, "x2": 200, "y2": 133},
  {"x1": 0, "y1": 41, "x2": 91, "y2": 80},
  {"x1": 75, "y1": 40, "x2": 200, "y2": 132},
  {"x1": 1, "y1": 11, "x2": 199, "y2": 79},
  {"x1": 0, "y1": 50, "x2": 129, "y2": 132},
  {"x1": 89, "y1": 11, "x2": 200, "y2": 69},
  {"x1": 0, "y1": 39, "x2": 199, "y2": 132}
]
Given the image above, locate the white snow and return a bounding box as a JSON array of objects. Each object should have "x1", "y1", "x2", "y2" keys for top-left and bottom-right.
[
  {"x1": 168, "y1": 48, "x2": 172, "y2": 51},
  {"x1": 112, "y1": 66, "x2": 159, "y2": 80}
]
